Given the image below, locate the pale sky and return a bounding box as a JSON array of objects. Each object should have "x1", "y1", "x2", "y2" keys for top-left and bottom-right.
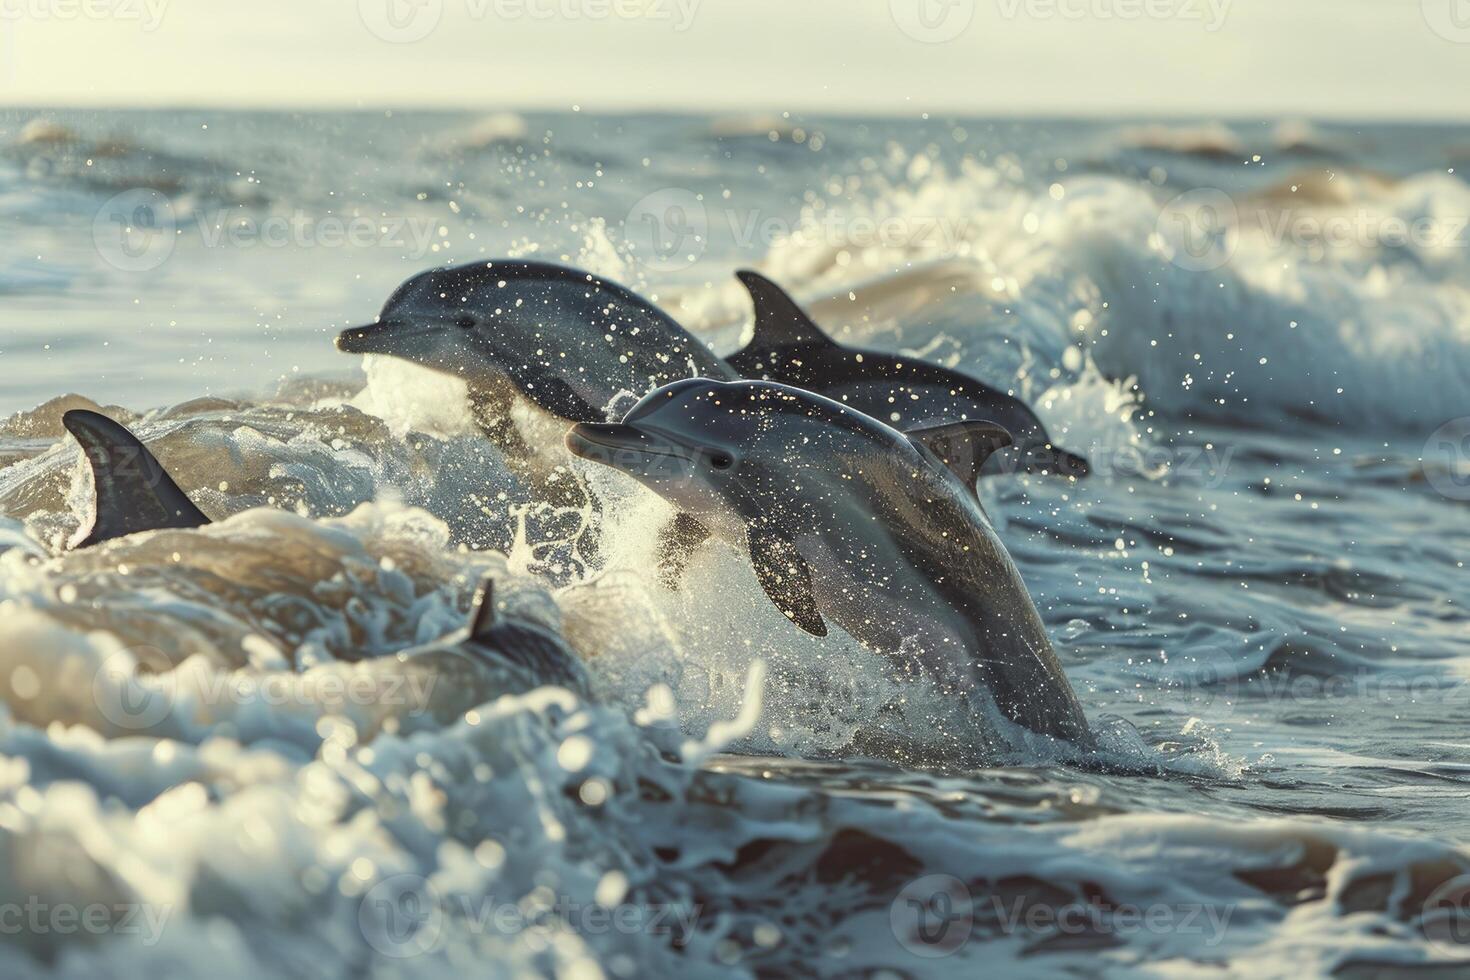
[{"x1": 0, "y1": 0, "x2": 1467, "y2": 118}]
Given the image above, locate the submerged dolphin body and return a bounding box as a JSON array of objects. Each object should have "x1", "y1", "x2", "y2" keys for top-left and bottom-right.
[
  {"x1": 399, "y1": 577, "x2": 594, "y2": 704},
  {"x1": 335, "y1": 260, "x2": 738, "y2": 424},
  {"x1": 565, "y1": 379, "x2": 1090, "y2": 744},
  {"x1": 62, "y1": 410, "x2": 211, "y2": 549},
  {"x1": 723, "y1": 271, "x2": 1090, "y2": 480}
]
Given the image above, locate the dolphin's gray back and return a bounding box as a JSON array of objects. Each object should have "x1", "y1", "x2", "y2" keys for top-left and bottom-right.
[
  {"x1": 408, "y1": 261, "x2": 737, "y2": 418},
  {"x1": 787, "y1": 352, "x2": 1047, "y2": 439},
  {"x1": 510, "y1": 270, "x2": 735, "y2": 410},
  {"x1": 724, "y1": 270, "x2": 1088, "y2": 477},
  {"x1": 62, "y1": 410, "x2": 210, "y2": 549}
]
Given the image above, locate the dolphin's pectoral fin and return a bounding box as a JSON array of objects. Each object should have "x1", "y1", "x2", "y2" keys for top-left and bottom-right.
[
  {"x1": 734, "y1": 270, "x2": 839, "y2": 352},
  {"x1": 746, "y1": 524, "x2": 827, "y2": 637},
  {"x1": 906, "y1": 420, "x2": 1014, "y2": 486},
  {"x1": 62, "y1": 410, "x2": 211, "y2": 550},
  {"x1": 656, "y1": 511, "x2": 711, "y2": 590}
]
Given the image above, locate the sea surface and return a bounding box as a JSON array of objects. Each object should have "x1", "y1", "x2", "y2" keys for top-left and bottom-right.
[{"x1": 1, "y1": 108, "x2": 1469, "y2": 977}]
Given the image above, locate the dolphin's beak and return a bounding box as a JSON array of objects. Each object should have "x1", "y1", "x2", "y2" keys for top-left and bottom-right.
[
  {"x1": 566, "y1": 423, "x2": 695, "y2": 478},
  {"x1": 335, "y1": 319, "x2": 408, "y2": 354},
  {"x1": 565, "y1": 422, "x2": 651, "y2": 460}
]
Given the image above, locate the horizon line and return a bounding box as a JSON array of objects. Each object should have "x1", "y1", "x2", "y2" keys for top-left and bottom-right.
[{"x1": 2, "y1": 100, "x2": 1468, "y2": 127}]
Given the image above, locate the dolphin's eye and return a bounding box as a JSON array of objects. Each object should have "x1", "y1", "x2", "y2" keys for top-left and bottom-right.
[
  {"x1": 708, "y1": 452, "x2": 734, "y2": 471},
  {"x1": 454, "y1": 314, "x2": 477, "y2": 329}
]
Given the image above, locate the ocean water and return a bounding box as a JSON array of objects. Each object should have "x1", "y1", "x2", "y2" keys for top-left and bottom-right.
[{"x1": 1, "y1": 108, "x2": 1469, "y2": 977}]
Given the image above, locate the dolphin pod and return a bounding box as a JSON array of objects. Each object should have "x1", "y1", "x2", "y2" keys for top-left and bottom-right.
[
  {"x1": 334, "y1": 259, "x2": 1087, "y2": 490},
  {"x1": 52, "y1": 258, "x2": 1095, "y2": 747},
  {"x1": 566, "y1": 379, "x2": 1089, "y2": 743}
]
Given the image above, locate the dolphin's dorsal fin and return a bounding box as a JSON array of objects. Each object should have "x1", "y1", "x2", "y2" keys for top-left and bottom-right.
[
  {"x1": 468, "y1": 577, "x2": 497, "y2": 641},
  {"x1": 736, "y1": 270, "x2": 838, "y2": 350},
  {"x1": 62, "y1": 410, "x2": 211, "y2": 550},
  {"x1": 906, "y1": 420, "x2": 1014, "y2": 485},
  {"x1": 747, "y1": 523, "x2": 827, "y2": 637}
]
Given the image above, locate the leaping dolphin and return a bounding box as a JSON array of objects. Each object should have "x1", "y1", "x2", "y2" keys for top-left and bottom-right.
[
  {"x1": 564, "y1": 379, "x2": 1090, "y2": 744},
  {"x1": 335, "y1": 259, "x2": 738, "y2": 424},
  {"x1": 62, "y1": 409, "x2": 210, "y2": 549},
  {"x1": 724, "y1": 271, "x2": 1090, "y2": 479}
]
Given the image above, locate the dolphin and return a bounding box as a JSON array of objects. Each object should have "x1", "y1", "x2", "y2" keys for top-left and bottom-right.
[
  {"x1": 723, "y1": 270, "x2": 1090, "y2": 480},
  {"x1": 62, "y1": 409, "x2": 211, "y2": 549},
  {"x1": 335, "y1": 259, "x2": 738, "y2": 425},
  {"x1": 320, "y1": 575, "x2": 597, "y2": 741},
  {"x1": 397, "y1": 576, "x2": 594, "y2": 705},
  {"x1": 564, "y1": 379, "x2": 1090, "y2": 744}
]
